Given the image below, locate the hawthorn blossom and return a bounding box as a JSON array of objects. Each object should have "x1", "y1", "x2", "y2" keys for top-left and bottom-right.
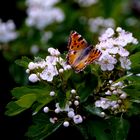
[
  {"x1": 26, "y1": 0, "x2": 65, "y2": 29},
  {"x1": 0, "y1": 19, "x2": 18, "y2": 43},
  {"x1": 95, "y1": 81, "x2": 128, "y2": 114},
  {"x1": 119, "y1": 57, "x2": 131, "y2": 70},
  {"x1": 96, "y1": 27, "x2": 138, "y2": 71},
  {"x1": 27, "y1": 47, "x2": 71, "y2": 82},
  {"x1": 63, "y1": 121, "x2": 69, "y2": 127},
  {"x1": 43, "y1": 106, "x2": 49, "y2": 113},
  {"x1": 28, "y1": 73, "x2": 40, "y2": 82},
  {"x1": 73, "y1": 115, "x2": 83, "y2": 124},
  {"x1": 88, "y1": 17, "x2": 115, "y2": 34}
]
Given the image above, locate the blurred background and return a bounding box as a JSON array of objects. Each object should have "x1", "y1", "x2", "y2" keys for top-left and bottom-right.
[{"x1": 0, "y1": 0, "x2": 140, "y2": 139}]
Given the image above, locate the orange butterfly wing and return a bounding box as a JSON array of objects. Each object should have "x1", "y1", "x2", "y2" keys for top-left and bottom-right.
[
  {"x1": 67, "y1": 31, "x2": 102, "y2": 73},
  {"x1": 74, "y1": 48, "x2": 102, "y2": 72},
  {"x1": 67, "y1": 31, "x2": 88, "y2": 66}
]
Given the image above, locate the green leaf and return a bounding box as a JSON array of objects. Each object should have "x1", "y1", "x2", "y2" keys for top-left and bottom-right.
[
  {"x1": 78, "y1": 73, "x2": 98, "y2": 102},
  {"x1": 109, "y1": 117, "x2": 130, "y2": 140},
  {"x1": 130, "y1": 52, "x2": 140, "y2": 74},
  {"x1": 86, "y1": 119, "x2": 112, "y2": 140},
  {"x1": 76, "y1": 123, "x2": 89, "y2": 140},
  {"x1": 126, "y1": 75, "x2": 140, "y2": 84},
  {"x1": 57, "y1": 89, "x2": 67, "y2": 108},
  {"x1": 127, "y1": 102, "x2": 140, "y2": 116},
  {"x1": 15, "y1": 56, "x2": 32, "y2": 68},
  {"x1": 26, "y1": 113, "x2": 62, "y2": 140},
  {"x1": 123, "y1": 84, "x2": 140, "y2": 100},
  {"x1": 11, "y1": 85, "x2": 50, "y2": 100},
  {"x1": 85, "y1": 105, "x2": 103, "y2": 117},
  {"x1": 5, "y1": 101, "x2": 26, "y2": 116},
  {"x1": 11, "y1": 85, "x2": 53, "y2": 114},
  {"x1": 15, "y1": 93, "x2": 36, "y2": 108}
]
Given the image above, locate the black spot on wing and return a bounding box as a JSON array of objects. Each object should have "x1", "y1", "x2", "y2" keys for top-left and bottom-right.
[{"x1": 78, "y1": 36, "x2": 83, "y2": 42}]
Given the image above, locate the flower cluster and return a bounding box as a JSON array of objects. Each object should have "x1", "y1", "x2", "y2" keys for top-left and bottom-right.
[
  {"x1": 43, "y1": 89, "x2": 83, "y2": 127},
  {"x1": 96, "y1": 27, "x2": 138, "y2": 71},
  {"x1": 26, "y1": 0, "x2": 65, "y2": 29},
  {"x1": 95, "y1": 81, "x2": 128, "y2": 115},
  {"x1": 26, "y1": 47, "x2": 71, "y2": 83},
  {"x1": 75, "y1": 0, "x2": 98, "y2": 7},
  {"x1": 88, "y1": 17, "x2": 115, "y2": 34},
  {"x1": 0, "y1": 19, "x2": 18, "y2": 43}
]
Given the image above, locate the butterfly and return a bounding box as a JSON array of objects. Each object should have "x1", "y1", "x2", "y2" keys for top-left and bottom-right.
[{"x1": 67, "y1": 31, "x2": 102, "y2": 73}]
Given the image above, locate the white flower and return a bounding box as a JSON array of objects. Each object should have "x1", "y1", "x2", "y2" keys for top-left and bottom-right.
[
  {"x1": 116, "y1": 27, "x2": 122, "y2": 32},
  {"x1": 55, "y1": 108, "x2": 61, "y2": 113},
  {"x1": 105, "y1": 90, "x2": 112, "y2": 95},
  {"x1": 63, "y1": 121, "x2": 69, "y2": 127},
  {"x1": 95, "y1": 98, "x2": 110, "y2": 109},
  {"x1": 71, "y1": 89, "x2": 76, "y2": 94},
  {"x1": 28, "y1": 62, "x2": 36, "y2": 70},
  {"x1": 26, "y1": 0, "x2": 60, "y2": 7},
  {"x1": 50, "y1": 91, "x2": 55, "y2": 96},
  {"x1": 46, "y1": 56, "x2": 58, "y2": 66},
  {"x1": 48, "y1": 47, "x2": 60, "y2": 56},
  {"x1": 119, "y1": 57, "x2": 131, "y2": 70},
  {"x1": 100, "y1": 28, "x2": 114, "y2": 39},
  {"x1": 120, "y1": 93, "x2": 127, "y2": 99},
  {"x1": 75, "y1": 96, "x2": 80, "y2": 99},
  {"x1": 118, "y1": 47, "x2": 129, "y2": 57},
  {"x1": 26, "y1": 69, "x2": 30, "y2": 74},
  {"x1": 30, "y1": 45, "x2": 39, "y2": 55},
  {"x1": 43, "y1": 106, "x2": 49, "y2": 113},
  {"x1": 100, "y1": 112, "x2": 105, "y2": 117},
  {"x1": 74, "y1": 100, "x2": 79, "y2": 106},
  {"x1": 98, "y1": 55, "x2": 117, "y2": 71},
  {"x1": 0, "y1": 19, "x2": 18, "y2": 43},
  {"x1": 55, "y1": 103, "x2": 70, "y2": 112},
  {"x1": 40, "y1": 65, "x2": 58, "y2": 82},
  {"x1": 68, "y1": 111, "x2": 75, "y2": 118},
  {"x1": 59, "y1": 68, "x2": 64, "y2": 73},
  {"x1": 96, "y1": 27, "x2": 137, "y2": 71},
  {"x1": 73, "y1": 115, "x2": 83, "y2": 124},
  {"x1": 49, "y1": 117, "x2": 57, "y2": 124},
  {"x1": 41, "y1": 31, "x2": 53, "y2": 43},
  {"x1": 26, "y1": 0, "x2": 65, "y2": 29},
  {"x1": 115, "y1": 30, "x2": 136, "y2": 47},
  {"x1": 28, "y1": 74, "x2": 39, "y2": 83},
  {"x1": 88, "y1": 17, "x2": 115, "y2": 34}
]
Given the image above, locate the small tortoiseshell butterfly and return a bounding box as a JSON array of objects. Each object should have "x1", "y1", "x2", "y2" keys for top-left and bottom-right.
[{"x1": 67, "y1": 31, "x2": 102, "y2": 73}]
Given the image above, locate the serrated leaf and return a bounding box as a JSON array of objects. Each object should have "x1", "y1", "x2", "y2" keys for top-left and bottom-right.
[
  {"x1": 11, "y1": 85, "x2": 50, "y2": 99},
  {"x1": 10, "y1": 85, "x2": 53, "y2": 114},
  {"x1": 126, "y1": 75, "x2": 140, "y2": 84},
  {"x1": 130, "y1": 52, "x2": 140, "y2": 65},
  {"x1": 130, "y1": 52, "x2": 140, "y2": 74},
  {"x1": 76, "y1": 124, "x2": 89, "y2": 140},
  {"x1": 15, "y1": 56, "x2": 31, "y2": 68},
  {"x1": 123, "y1": 84, "x2": 140, "y2": 100},
  {"x1": 127, "y1": 102, "x2": 140, "y2": 116},
  {"x1": 5, "y1": 101, "x2": 26, "y2": 116},
  {"x1": 26, "y1": 113, "x2": 62, "y2": 140},
  {"x1": 85, "y1": 105, "x2": 103, "y2": 117},
  {"x1": 15, "y1": 93, "x2": 36, "y2": 108},
  {"x1": 87, "y1": 119, "x2": 112, "y2": 140},
  {"x1": 109, "y1": 117, "x2": 130, "y2": 140}
]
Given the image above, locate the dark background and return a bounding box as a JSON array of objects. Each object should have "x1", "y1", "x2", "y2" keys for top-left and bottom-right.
[{"x1": 0, "y1": 0, "x2": 140, "y2": 139}]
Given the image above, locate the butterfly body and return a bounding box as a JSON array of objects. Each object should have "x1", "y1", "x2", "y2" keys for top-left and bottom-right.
[{"x1": 67, "y1": 31, "x2": 102, "y2": 73}]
